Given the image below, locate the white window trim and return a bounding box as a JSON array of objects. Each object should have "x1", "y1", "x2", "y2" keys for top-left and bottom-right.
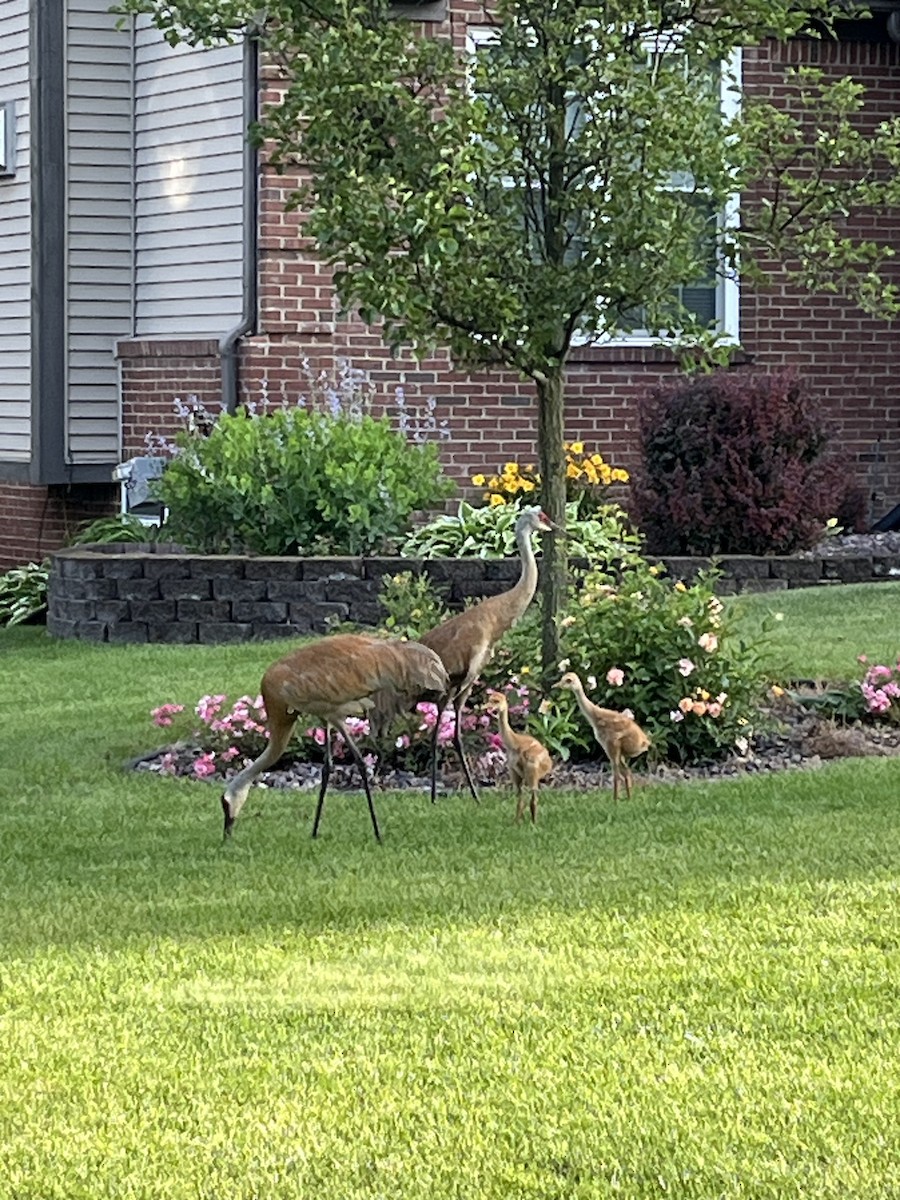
[
  {"x1": 0, "y1": 100, "x2": 16, "y2": 178},
  {"x1": 465, "y1": 25, "x2": 741, "y2": 348}
]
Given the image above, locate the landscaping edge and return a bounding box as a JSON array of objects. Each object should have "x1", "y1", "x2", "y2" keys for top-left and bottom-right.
[{"x1": 44, "y1": 542, "x2": 900, "y2": 645}]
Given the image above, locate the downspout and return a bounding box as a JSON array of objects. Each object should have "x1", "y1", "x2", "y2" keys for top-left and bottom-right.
[{"x1": 220, "y1": 29, "x2": 260, "y2": 414}]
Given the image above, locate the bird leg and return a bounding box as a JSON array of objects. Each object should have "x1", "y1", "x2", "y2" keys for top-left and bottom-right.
[
  {"x1": 529, "y1": 788, "x2": 538, "y2": 825},
  {"x1": 311, "y1": 724, "x2": 334, "y2": 840},
  {"x1": 312, "y1": 721, "x2": 382, "y2": 843},
  {"x1": 337, "y1": 719, "x2": 382, "y2": 844},
  {"x1": 451, "y1": 690, "x2": 480, "y2": 804}
]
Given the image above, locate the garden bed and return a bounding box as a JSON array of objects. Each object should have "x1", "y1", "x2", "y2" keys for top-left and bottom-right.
[{"x1": 47, "y1": 535, "x2": 900, "y2": 644}]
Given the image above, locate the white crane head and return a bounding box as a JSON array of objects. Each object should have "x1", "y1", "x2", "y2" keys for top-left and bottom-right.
[{"x1": 517, "y1": 506, "x2": 556, "y2": 534}]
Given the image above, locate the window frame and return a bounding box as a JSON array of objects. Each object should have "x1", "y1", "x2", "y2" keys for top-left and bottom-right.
[
  {"x1": 0, "y1": 100, "x2": 16, "y2": 178},
  {"x1": 464, "y1": 25, "x2": 741, "y2": 348}
]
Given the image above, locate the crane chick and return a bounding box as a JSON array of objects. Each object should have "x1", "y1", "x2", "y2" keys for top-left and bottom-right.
[
  {"x1": 221, "y1": 633, "x2": 449, "y2": 842},
  {"x1": 485, "y1": 689, "x2": 553, "y2": 824},
  {"x1": 554, "y1": 671, "x2": 650, "y2": 803}
]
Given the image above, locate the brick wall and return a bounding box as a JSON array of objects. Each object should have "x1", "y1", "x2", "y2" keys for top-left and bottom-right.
[
  {"x1": 7, "y1": 20, "x2": 894, "y2": 573},
  {"x1": 0, "y1": 482, "x2": 118, "y2": 572}
]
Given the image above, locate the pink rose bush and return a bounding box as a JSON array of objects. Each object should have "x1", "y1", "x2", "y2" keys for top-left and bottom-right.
[
  {"x1": 146, "y1": 684, "x2": 536, "y2": 785},
  {"x1": 859, "y1": 656, "x2": 900, "y2": 722}
]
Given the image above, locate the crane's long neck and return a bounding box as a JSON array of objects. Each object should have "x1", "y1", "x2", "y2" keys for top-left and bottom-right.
[
  {"x1": 507, "y1": 524, "x2": 539, "y2": 618},
  {"x1": 569, "y1": 679, "x2": 592, "y2": 720},
  {"x1": 496, "y1": 705, "x2": 516, "y2": 750}
]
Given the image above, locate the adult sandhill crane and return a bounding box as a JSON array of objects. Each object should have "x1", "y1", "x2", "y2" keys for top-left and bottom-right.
[
  {"x1": 554, "y1": 671, "x2": 651, "y2": 803},
  {"x1": 221, "y1": 633, "x2": 449, "y2": 843},
  {"x1": 485, "y1": 689, "x2": 553, "y2": 824},
  {"x1": 373, "y1": 506, "x2": 555, "y2": 804}
]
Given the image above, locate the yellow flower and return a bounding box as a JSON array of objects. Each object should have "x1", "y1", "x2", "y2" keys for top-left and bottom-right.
[
  {"x1": 520, "y1": 479, "x2": 536, "y2": 492},
  {"x1": 611, "y1": 468, "x2": 630, "y2": 483},
  {"x1": 674, "y1": 581, "x2": 687, "y2": 593},
  {"x1": 771, "y1": 684, "x2": 785, "y2": 697},
  {"x1": 488, "y1": 493, "x2": 505, "y2": 506},
  {"x1": 520, "y1": 666, "x2": 531, "y2": 675},
  {"x1": 648, "y1": 565, "x2": 660, "y2": 576},
  {"x1": 471, "y1": 474, "x2": 486, "y2": 487},
  {"x1": 488, "y1": 476, "x2": 500, "y2": 490},
  {"x1": 566, "y1": 463, "x2": 582, "y2": 479},
  {"x1": 570, "y1": 441, "x2": 584, "y2": 455},
  {"x1": 503, "y1": 462, "x2": 519, "y2": 475},
  {"x1": 590, "y1": 454, "x2": 604, "y2": 466}
]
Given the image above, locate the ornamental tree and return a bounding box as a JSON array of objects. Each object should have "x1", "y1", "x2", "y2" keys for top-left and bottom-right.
[{"x1": 120, "y1": 0, "x2": 900, "y2": 674}]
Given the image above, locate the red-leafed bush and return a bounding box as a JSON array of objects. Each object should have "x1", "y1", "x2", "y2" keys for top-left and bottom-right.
[{"x1": 630, "y1": 371, "x2": 867, "y2": 556}]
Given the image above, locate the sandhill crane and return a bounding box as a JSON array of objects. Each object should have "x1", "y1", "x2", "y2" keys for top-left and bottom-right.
[
  {"x1": 554, "y1": 671, "x2": 651, "y2": 803},
  {"x1": 221, "y1": 633, "x2": 449, "y2": 842},
  {"x1": 485, "y1": 689, "x2": 553, "y2": 824},
  {"x1": 372, "y1": 506, "x2": 555, "y2": 804}
]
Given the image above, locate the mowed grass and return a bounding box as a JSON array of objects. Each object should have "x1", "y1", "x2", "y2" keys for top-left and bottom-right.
[
  {"x1": 728, "y1": 580, "x2": 900, "y2": 682},
  {"x1": 1, "y1": 590, "x2": 900, "y2": 1200}
]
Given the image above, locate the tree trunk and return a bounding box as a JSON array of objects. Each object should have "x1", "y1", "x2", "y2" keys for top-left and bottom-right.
[{"x1": 536, "y1": 366, "x2": 567, "y2": 682}]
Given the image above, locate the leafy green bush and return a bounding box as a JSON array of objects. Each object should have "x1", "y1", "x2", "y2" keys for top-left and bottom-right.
[
  {"x1": 0, "y1": 562, "x2": 50, "y2": 627},
  {"x1": 157, "y1": 406, "x2": 455, "y2": 555},
  {"x1": 378, "y1": 570, "x2": 451, "y2": 641},
  {"x1": 69, "y1": 514, "x2": 160, "y2": 545},
  {"x1": 400, "y1": 499, "x2": 644, "y2": 565}
]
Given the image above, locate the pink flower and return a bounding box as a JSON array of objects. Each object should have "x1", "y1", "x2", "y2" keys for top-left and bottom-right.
[
  {"x1": 151, "y1": 703, "x2": 185, "y2": 727},
  {"x1": 306, "y1": 727, "x2": 327, "y2": 746},
  {"x1": 678, "y1": 658, "x2": 695, "y2": 677},
  {"x1": 670, "y1": 710, "x2": 685, "y2": 723},
  {"x1": 698, "y1": 632, "x2": 718, "y2": 653},
  {"x1": 192, "y1": 753, "x2": 217, "y2": 779},
  {"x1": 707, "y1": 702, "x2": 722, "y2": 718},
  {"x1": 487, "y1": 732, "x2": 504, "y2": 750},
  {"x1": 395, "y1": 734, "x2": 411, "y2": 749},
  {"x1": 220, "y1": 746, "x2": 241, "y2": 762},
  {"x1": 606, "y1": 667, "x2": 625, "y2": 687},
  {"x1": 691, "y1": 700, "x2": 708, "y2": 716},
  {"x1": 678, "y1": 697, "x2": 694, "y2": 713},
  {"x1": 159, "y1": 752, "x2": 179, "y2": 775}
]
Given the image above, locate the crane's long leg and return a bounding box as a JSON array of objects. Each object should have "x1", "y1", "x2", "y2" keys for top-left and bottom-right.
[
  {"x1": 452, "y1": 687, "x2": 480, "y2": 804},
  {"x1": 429, "y1": 697, "x2": 450, "y2": 804},
  {"x1": 311, "y1": 724, "x2": 334, "y2": 839},
  {"x1": 336, "y1": 719, "x2": 382, "y2": 843}
]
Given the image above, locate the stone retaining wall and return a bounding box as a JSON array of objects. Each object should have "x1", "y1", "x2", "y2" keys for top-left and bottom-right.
[{"x1": 47, "y1": 542, "x2": 900, "y2": 644}]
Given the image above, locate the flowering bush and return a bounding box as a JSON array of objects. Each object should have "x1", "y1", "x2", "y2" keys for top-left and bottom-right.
[
  {"x1": 858, "y1": 655, "x2": 900, "y2": 723},
  {"x1": 555, "y1": 561, "x2": 770, "y2": 763},
  {"x1": 147, "y1": 686, "x2": 536, "y2": 786},
  {"x1": 472, "y1": 442, "x2": 630, "y2": 518}
]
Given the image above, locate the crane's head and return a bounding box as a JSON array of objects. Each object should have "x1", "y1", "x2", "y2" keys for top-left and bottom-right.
[
  {"x1": 484, "y1": 689, "x2": 509, "y2": 712},
  {"x1": 554, "y1": 671, "x2": 582, "y2": 692},
  {"x1": 518, "y1": 506, "x2": 556, "y2": 534}
]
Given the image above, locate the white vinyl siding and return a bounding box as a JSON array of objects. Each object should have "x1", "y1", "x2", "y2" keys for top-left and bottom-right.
[
  {"x1": 0, "y1": 0, "x2": 31, "y2": 461},
  {"x1": 65, "y1": 0, "x2": 134, "y2": 463},
  {"x1": 133, "y1": 19, "x2": 244, "y2": 338}
]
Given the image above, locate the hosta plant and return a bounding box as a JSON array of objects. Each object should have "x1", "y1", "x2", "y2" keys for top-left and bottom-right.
[
  {"x1": 0, "y1": 561, "x2": 50, "y2": 627},
  {"x1": 400, "y1": 499, "x2": 644, "y2": 565}
]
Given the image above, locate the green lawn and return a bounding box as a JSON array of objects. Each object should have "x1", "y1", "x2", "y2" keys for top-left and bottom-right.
[
  {"x1": 1, "y1": 589, "x2": 899, "y2": 1199},
  {"x1": 729, "y1": 581, "x2": 900, "y2": 682}
]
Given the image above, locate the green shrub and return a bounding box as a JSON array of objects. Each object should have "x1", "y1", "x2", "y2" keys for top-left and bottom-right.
[
  {"x1": 400, "y1": 499, "x2": 644, "y2": 564},
  {"x1": 0, "y1": 562, "x2": 50, "y2": 627},
  {"x1": 69, "y1": 514, "x2": 159, "y2": 546},
  {"x1": 378, "y1": 570, "x2": 451, "y2": 641},
  {"x1": 157, "y1": 406, "x2": 455, "y2": 556}
]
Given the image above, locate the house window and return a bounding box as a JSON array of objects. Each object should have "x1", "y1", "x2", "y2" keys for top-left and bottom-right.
[
  {"x1": 0, "y1": 101, "x2": 16, "y2": 177},
  {"x1": 465, "y1": 26, "x2": 740, "y2": 345}
]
